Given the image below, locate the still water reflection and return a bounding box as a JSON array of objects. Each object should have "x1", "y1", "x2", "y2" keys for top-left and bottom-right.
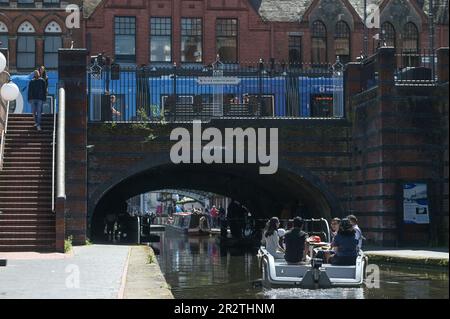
[{"x1": 154, "y1": 232, "x2": 449, "y2": 299}]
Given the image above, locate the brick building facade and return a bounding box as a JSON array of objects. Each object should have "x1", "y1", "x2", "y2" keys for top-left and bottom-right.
[
  {"x1": 83, "y1": 0, "x2": 448, "y2": 66},
  {"x1": 0, "y1": 0, "x2": 83, "y2": 72},
  {"x1": 1, "y1": 0, "x2": 447, "y2": 71}
]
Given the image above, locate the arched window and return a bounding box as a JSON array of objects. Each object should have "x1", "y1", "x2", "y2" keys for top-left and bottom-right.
[
  {"x1": 381, "y1": 22, "x2": 396, "y2": 47},
  {"x1": 44, "y1": 21, "x2": 62, "y2": 69},
  {"x1": 311, "y1": 20, "x2": 327, "y2": 65},
  {"x1": 402, "y1": 22, "x2": 419, "y2": 66},
  {"x1": 17, "y1": 21, "x2": 35, "y2": 69},
  {"x1": 334, "y1": 21, "x2": 350, "y2": 64},
  {"x1": 0, "y1": 21, "x2": 8, "y2": 49}
]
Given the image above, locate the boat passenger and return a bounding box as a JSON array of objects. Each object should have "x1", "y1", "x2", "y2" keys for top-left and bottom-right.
[
  {"x1": 347, "y1": 215, "x2": 364, "y2": 249},
  {"x1": 330, "y1": 217, "x2": 341, "y2": 242},
  {"x1": 329, "y1": 218, "x2": 358, "y2": 265},
  {"x1": 262, "y1": 217, "x2": 285, "y2": 259},
  {"x1": 284, "y1": 217, "x2": 308, "y2": 264}
]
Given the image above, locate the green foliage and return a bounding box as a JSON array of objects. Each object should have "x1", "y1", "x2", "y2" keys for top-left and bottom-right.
[
  {"x1": 64, "y1": 236, "x2": 73, "y2": 253},
  {"x1": 147, "y1": 250, "x2": 156, "y2": 264}
]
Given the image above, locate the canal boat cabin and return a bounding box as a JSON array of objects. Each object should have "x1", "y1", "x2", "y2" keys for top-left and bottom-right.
[{"x1": 166, "y1": 212, "x2": 211, "y2": 235}]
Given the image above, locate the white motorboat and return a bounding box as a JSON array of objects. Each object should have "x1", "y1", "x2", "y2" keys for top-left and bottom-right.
[{"x1": 257, "y1": 218, "x2": 367, "y2": 289}]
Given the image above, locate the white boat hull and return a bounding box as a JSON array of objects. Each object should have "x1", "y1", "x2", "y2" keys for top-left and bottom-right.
[{"x1": 258, "y1": 247, "x2": 367, "y2": 289}]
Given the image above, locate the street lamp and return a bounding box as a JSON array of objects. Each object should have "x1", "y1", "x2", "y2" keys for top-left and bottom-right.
[{"x1": 0, "y1": 51, "x2": 20, "y2": 102}]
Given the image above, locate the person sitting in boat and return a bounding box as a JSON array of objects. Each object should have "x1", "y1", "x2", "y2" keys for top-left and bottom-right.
[
  {"x1": 329, "y1": 218, "x2": 358, "y2": 266},
  {"x1": 262, "y1": 217, "x2": 285, "y2": 259},
  {"x1": 284, "y1": 217, "x2": 308, "y2": 264}
]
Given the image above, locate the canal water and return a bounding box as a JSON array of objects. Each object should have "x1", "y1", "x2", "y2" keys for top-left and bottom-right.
[{"x1": 154, "y1": 231, "x2": 449, "y2": 299}]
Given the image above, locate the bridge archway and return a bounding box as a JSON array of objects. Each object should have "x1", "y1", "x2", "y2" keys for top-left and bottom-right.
[{"x1": 88, "y1": 157, "x2": 342, "y2": 239}]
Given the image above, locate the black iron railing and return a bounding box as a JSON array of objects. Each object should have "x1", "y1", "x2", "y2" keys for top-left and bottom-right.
[{"x1": 87, "y1": 61, "x2": 346, "y2": 123}]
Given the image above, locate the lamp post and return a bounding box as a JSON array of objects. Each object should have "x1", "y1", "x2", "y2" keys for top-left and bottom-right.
[
  {"x1": 363, "y1": 0, "x2": 368, "y2": 58},
  {"x1": 428, "y1": 0, "x2": 435, "y2": 80}
]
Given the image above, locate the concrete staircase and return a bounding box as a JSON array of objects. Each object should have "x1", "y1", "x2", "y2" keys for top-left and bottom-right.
[{"x1": 0, "y1": 114, "x2": 55, "y2": 252}]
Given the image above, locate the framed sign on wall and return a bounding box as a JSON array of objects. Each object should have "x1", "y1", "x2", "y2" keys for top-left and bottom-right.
[{"x1": 403, "y1": 183, "x2": 430, "y2": 224}]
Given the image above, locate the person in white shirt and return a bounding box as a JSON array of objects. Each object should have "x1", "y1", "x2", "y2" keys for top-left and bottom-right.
[
  {"x1": 262, "y1": 217, "x2": 285, "y2": 259},
  {"x1": 347, "y1": 215, "x2": 364, "y2": 249}
]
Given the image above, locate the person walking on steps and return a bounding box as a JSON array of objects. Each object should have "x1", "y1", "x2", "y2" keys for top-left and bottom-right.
[{"x1": 28, "y1": 70, "x2": 47, "y2": 131}]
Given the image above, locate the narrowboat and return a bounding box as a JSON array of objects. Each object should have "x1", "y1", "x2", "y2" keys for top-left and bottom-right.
[{"x1": 165, "y1": 212, "x2": 211, "y2": 236}]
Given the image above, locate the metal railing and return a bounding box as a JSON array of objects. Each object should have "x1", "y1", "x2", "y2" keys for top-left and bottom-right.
[
  {"x1": 394, "y1": 49, "x2": 437, "y2": 86},
  {"x1": 88, "y1": 61, "x2": 345, "y2": 123},
  {"x1": 51, "y1": 88, "x2": 58, "y2": 211},
  {"x1": 55, "y1": 87, "x2": 66, "y2": 204},
  {"x1": 0, "y1": 101, "x2": 10, "y2": 172}
]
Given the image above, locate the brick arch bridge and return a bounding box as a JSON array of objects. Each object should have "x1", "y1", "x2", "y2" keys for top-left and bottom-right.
[
  {"x1": 56, "y1": 48, "x2": 449, "y2": 250},
  {"x1": 86, "y1": 121, "x2": 350, "y2": 239}
]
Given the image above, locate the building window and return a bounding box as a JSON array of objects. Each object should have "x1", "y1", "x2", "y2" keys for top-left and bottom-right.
[
  {"x1": 114, "y1": 16, "x2": 136, "y2": 63},
  {"x1": 311, "y1": 20, "x2": 327, "y2": 65},
  {"x1": 0, "y1": 1, "x2": 9, "y2": 7},
  {"x1": 288, "y1": 35, "x2": 302, "y2": 66},
  {"x1": 216, "y1": 18, "x2": 238, "y2": 63},
  {"x1": 181, "y1": 18, "x2": 202, "y2": 63},
  {"x1": 44, "y1": 21, "x2": 62, "y2": 69},
  {"x1": 150, "y1": 17, "x2": 172, "y2": 63},
  {"x1": 17, "y1": 21, "x2": 35, "y2": 69},
  {"x1": 17, "y1": 36, "x2": 35, "y2": 69},
  {"x1": 43, "y1": 0, "x2": 60, "y2": 7},
  {"x1": 335, "y1": 21, "x2": 350, "y2": 64},
  {"x1": 402, "y1": 22, "x2": 419, "y2": 67},
  {"x1": 17, "y1": 0, "x2": 34, "y2": 7},
  {"x1": 381, "y1": 22, "x2": 396, "y2": 47},
  {"x1": 0, "y1": 21, "x2": 8, "y2": 49}
]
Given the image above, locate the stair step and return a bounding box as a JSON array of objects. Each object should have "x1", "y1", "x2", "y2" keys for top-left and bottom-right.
[
  {"x1": 2, "y1": 164, "x2": 53, "y2": 170},
  {"x1": 4, "y1": 150, "x2": 53, "y2": 154},
  {"x1": 0, "y1": 219, "x2": 55, "y2": 225},
  {"x1": 0, "y1": 225, "x2": 55, "y2": 230},
  {"x1": 0, "y1": 182, "x2": 52, "y2": 188},
  {"x1": 0, "y1": 191, "x2": 52, "y2": 195},
  {"x1": 0, "y1": 196, "x2": 52, "y2": 202},
  {"x1": 0, "y1": 185, "x2": 52, "y2": 190},
  {"x1": 0, "y1": 232, "x2": 55, "y2": 239},
  {"x1": 0, "y1": 205, "x2": 52, "y2": 210},
  {"x1": 0, "y1": 244, "x2": 56, "y2": 252},
  {"x1": 0, "y1": 238, "x2": 56, "y2": 245}
]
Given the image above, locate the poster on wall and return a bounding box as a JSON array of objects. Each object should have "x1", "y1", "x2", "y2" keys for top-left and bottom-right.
[{"x1": 403, "y1": 183, "x2": 430, "y2": 224}]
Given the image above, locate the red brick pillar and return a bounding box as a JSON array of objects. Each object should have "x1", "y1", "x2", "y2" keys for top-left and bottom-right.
[
  {"x1": 377, "y1": 47, "x2": 396, "y2": 103},
  {"x1": 375, "y1": 47, "x2": 396, "y2": 245},
  {"x1": 8, "y1": 38, "x2": 16, "y2": 71},
  {"x1": 36, "y1": 37, "x2": 44, "y2": 68},
  {"x1": 437, "y1": 47, "x2": 449, "y2": 83},
  {"x1": 344, "y1": 62, "x2": 362, "y2": 117},
  {"x1": 58, "y1": 48, "x2": 88, "y2": 245}
]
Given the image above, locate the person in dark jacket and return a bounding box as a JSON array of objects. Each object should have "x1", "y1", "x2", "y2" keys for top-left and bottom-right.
[
  {"x1": 28, "y1": 70, "x2": 47, "y2": 131},
  {"x1": 284, "y1": 217, "x2": 307, "y2": 264},
  {"x1": 38, "y1": 66, "x2": 49, "y2": 93},
  {"x1": 329, "y1": 218, "x2": 358, "y2": 266}
]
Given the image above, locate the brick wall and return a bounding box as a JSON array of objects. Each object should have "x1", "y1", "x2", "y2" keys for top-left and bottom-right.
[
  {"x1": 349, "y1": 47, "x2": 449, "y2": 246},
  {"x1": 58, "y1": 48, "x2": 88, "y2": 245}
]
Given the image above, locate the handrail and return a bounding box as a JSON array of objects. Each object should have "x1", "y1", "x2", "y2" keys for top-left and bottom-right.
[
  {"x1": 56, "y1": 87, "x2": 66, "y2": 200},
  {"x1": 0, "y1": 101, "x2": 10, "y2": 172},
  {"x1": 51, "y1": 89, "x2": 58, "y2": 211}
]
